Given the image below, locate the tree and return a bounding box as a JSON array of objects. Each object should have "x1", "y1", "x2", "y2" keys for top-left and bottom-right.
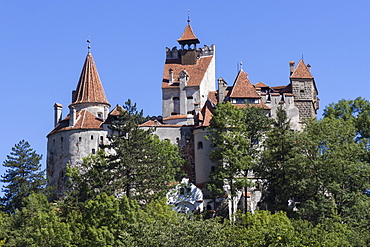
[
  {"x1": 207, "y1": 102, "x2": 271, "y2": 214},
  {"x1": 255, "y1": 106, "x2": 299, "y2": 213},
  {"x1": 3, "y1": 193, "x2": 72, "y2": 246},
  {"x1": 100, "y1": 100, "x2": 183, "y2": 204},
  {"x1": 1, "y1": 140, "x2": 46, "y2": 213},
  {"x1": 323, "y1": 97, "x2": 370, "y2": 141},
  {"x1": 290, "y1": 118, "x2": 370, "y2": 222}
]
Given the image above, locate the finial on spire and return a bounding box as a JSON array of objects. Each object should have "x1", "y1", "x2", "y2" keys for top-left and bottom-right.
[
  {"x1": 87, "y1": 37, "x2": 91, "y2": 53},
  {"x1": 239, "y1": 61, "x2": 243, "y2": 71},
  {"x1": 301, "y1": 54, "x2": 304, "y2": 60},
  {"x1": 187, "y1": 9, "x2": 190, "y2": 24}
]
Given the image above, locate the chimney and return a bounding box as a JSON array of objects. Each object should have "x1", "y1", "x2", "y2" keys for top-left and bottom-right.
[
  {"x1": 69, "y1": 106, "x2": 76, "y2": 127},
  {"x1": 72, "y1": 90, "x2": 77, "y2": 102},
  {"x1": 217, "y1": 77, "x2": 227, "y2": 103},
  {"x1": 179, "y1": 70, "x2": 189, "y2": 115},
  {"x1": 169, "y1": 68, "x2": 173, "y2": 84},
  {"x1": 54, "y1": 103, "x2": 63, "y2": 127},
  {"x1": 289, "y1": 61, "x2": 295, "y2": 76}
]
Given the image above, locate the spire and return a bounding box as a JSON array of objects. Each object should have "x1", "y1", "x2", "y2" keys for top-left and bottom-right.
[
  {"x1": 71, "y1": 52, "x2": 110, "y2": 106},
  {"x1": 177, "y1": 19, "x2": 200, "y2": 46},
  {"x1": 290, "y1": 59, "x2": 313, "y2": 78}
]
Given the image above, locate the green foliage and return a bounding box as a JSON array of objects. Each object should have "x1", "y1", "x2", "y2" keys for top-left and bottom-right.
[
  {"x1": 207, "y1": 102, "x2": 271, "y2": 213},
  {"x1": 293, "y1": 118, "x2": 370, "y2": 222},
  {"x1": 63, "y1": 150, "x2": 115, "y2": 211},
  {"x1": 3, "y1": 193, "x2": 72, "y2": 246},
  {"x1": 1, "y1": 140, "x2": 46, "y2": 213},
  {"x1": 256, "y1": 106, "x2": 298, "y2": 213},
  {"x1": 103, "y1": 100, "x2": 183, "y2": 204},
  {"x1": 64, "y1": 100, "x2": 183, "y2": 208},
  {"x1": 323, "y1": 97, "x2": 370, "y2": 140},
  {"x1": 67, "y1": 193, "x2": 140, "y2": 246}
]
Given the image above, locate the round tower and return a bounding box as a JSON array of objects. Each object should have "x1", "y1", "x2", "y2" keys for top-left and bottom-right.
[{"x1": 46, "y1": 51, "x2": 111, "y2": 196}]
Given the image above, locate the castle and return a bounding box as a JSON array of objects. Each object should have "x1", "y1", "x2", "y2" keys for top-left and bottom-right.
[{"x1": 47, "y1": 21, "x2": 319, "y2": 205}]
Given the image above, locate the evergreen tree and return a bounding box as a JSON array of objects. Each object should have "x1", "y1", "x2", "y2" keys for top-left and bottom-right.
[
  {"x1": 102, "y1": 100, "x2": 182, "y2": 204},
  {"x1": 255, "y1": 106, "x2": 298, "y2": 213},
  {"x1": 1, "y1": 140, "x2": 46, "y2": 213}
]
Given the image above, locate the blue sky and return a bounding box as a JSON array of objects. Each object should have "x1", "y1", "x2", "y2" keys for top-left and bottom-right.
[{"x1": 1, "y1": 1, "x2": 370, "y2": 186}]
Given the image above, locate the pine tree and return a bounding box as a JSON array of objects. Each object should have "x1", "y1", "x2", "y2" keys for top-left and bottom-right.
[
  {"x1": 1, "y1": 140, "x2": 46, "y2": 213},
  {"x1": 102, "y1": 100, "x2": 183, "y2": 204},
  {"x1": 255, "y1": 106, "x2": 298, "y2": 212}
]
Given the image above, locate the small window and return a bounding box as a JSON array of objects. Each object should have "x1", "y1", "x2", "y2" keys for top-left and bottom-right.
[
  {"x1": 53, "y1": 139, "x2": 55, "y2": 144},
  {"x1": 187, "y1": 96, "x2": 193, "y2": 99},
  {"x1": 171, "y1": 112, "x2": 178, "y2": 115},
  {"x1": 197, "y1": 141, "x2": 203, "y2": 150},
  {"x1": 187, "y1": 110, "x2": 193, "y2": 115},
  {"x1": 100, "y1": 136, "x2": 103, "y2": 142},
  {"x1": 173, "y1": 97, "x2": 179, "y2": 100},
  {"x1": 79, "y1": 137, "x2": 82, "y2": 141},
  {"x1": 211, "y1": 166, "x2": 215, "y2": 172},
  {"x1": 91, "y1": 135, "x2": 94, "y2": 140},
  {"x1": 92, "y1": 149, "x2": 96, "y2": 154},
  {"x1": 61, "y1": 137, "x2": 63, "y2": 142},
  {"x1": 179, "y1": 187, "x2": 185, "y2": 195},
  {"x1": 97, "y1": 112, "x2": 102, "y2": 118}
]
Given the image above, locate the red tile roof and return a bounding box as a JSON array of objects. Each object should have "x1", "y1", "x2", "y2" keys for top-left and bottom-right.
[
  {"x1": 139, "y1": 120, "x2": 181, "y2": 128},
  {"x1": 163, "y1": 114, "x2": 189, "y2": 120},
  {"x1": 208, "y1": 91, "x2": 218, "y2": 105},
  {"x1": 198, "y1": 100, "x2": 214, "y2": 127},
  {"x1": 109, "y1": 105, "x2": 124, "y2": 116},
  {"x1": 230, "y1": 70, "x2": 261, "y2": 99},
  {"x1": 162, "y1": 56, "x2": 213, "y2": 88},
  {"x1": 71, "y1": 52, "x2": 110, "y2": 106},
  {"x1": 290, "y1": 59, "x2": 313, "y2": 79},
  {"x1": 47, "y1": 109, "x2": 103, "y2": 136},
  {"x1": 177, "y1": 24, "x2": 200, "y2": 44},
  {"x1": 254, "y1": 81, "x2": 269, "y2": 88}
]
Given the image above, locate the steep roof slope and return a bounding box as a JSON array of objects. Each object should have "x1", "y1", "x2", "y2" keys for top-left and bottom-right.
[
  {"x1": 290, "y1": 59, "x2": 313, "y2": 79},
  {"x1": 230, "y1": 70, "x2": 261, "y2": 99},
  {"x1": 71, "y1": 52, "x2": 110, "y2": 106},
  {"x1": 177, "y1": 23, "x2": 200, "y2": 45}
]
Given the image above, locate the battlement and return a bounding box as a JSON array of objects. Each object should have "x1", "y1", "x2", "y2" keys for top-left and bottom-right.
[{"x1": 166, "y1": 44, "x2": 215, "y2": 59}]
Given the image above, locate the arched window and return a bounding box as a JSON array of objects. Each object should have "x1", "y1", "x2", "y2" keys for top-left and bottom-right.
[{"x1": 197, "y1": 141, "x2": 203, "y2": 150}]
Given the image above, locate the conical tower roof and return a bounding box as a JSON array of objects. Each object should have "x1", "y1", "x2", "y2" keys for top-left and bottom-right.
[
  {"x1": 71, "y1": 52, "x2": 110, "y2": 106},
  {"x1": 177, "y1": 22, "x2": 200, "y2": 45}
]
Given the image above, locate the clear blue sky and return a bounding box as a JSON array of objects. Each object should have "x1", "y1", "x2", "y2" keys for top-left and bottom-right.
[{"x1": 1, "y1": 1, "x2": 370, "y2": 187}]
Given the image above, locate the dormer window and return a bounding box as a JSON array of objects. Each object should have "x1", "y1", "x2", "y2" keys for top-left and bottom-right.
[{"x1": 97, "y1": 112, "x2": 103, "y2": 118}]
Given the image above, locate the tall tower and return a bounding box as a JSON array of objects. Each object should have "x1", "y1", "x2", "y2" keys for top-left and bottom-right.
[
  {"x1": 289, "y1": 59, "x2": 319, "y2": 121},
  {"x1": 161, "y1": 20, "x2": 216, "y2": 123},
  {"x1": 46, "y1": 51, "x2": 111, "y2": 196}
]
